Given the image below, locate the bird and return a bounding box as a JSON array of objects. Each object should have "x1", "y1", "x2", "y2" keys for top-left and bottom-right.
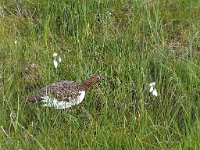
[{"x1": 28, "y1": 75, "x2": 104, "y2": 109}]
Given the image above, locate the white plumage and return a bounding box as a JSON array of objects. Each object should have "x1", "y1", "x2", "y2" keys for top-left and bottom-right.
[{"x1": 41, "y1": 91, "x2": 86, "y2": 109}]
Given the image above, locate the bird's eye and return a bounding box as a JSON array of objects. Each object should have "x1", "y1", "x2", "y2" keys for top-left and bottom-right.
[{"x1": 99, "y1": 76, "x2": 104, "y2": 80}]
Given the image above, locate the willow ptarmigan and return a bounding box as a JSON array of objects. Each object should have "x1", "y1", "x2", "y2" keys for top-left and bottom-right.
[{"x1": 28, "y1": 75, "x2": 104, "y2": 109}]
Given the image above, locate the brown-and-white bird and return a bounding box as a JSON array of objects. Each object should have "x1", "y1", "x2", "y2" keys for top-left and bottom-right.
[{"x1": 28, "y1": 75, "x2": 104, "y2": 109}]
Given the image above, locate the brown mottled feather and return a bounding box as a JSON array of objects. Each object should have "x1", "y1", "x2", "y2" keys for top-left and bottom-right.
[{"x1": 29, "y1": 81, "x2": 82, "y2": 102}]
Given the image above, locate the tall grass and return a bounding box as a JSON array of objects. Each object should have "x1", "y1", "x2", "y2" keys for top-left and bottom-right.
[{"x1": 0, "y1": 0, "x2": 200, "y2": 149}]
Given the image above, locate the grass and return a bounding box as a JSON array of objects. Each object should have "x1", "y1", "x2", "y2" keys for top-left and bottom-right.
[{"x1": 0, "y1": 0, "x2": 200, "y2": 149}]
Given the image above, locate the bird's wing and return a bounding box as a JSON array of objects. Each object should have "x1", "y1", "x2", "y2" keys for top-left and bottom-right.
[{"x1": 29, "y1": 81, "x2": 81, "y2": 102}]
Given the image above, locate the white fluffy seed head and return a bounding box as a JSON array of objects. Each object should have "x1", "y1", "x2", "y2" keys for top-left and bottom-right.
[
  {"x1": 53, "y1": 52, "x2": 62, "y2": 68},
  {"x1": 149, "y1": 82, "x2": 158, "y2": 97},
  {"x1": 53, "y1": 52, "x2": 58, "y2": 57},
  {"x1": 149, "y1": 86, "x2": 154, "y2": 93},
  {"x1": 149, "y1": 82, "x2": 155, "y2": 87},
  {"x1": 152, "y1": 89, "x2": 158, "y2": 97},
  {"x1": 53, "y1": 60, "x2": 58, "y2": 68},
  {"x1": 58, "y1": 57, "x2": 62, "y2": 63}
]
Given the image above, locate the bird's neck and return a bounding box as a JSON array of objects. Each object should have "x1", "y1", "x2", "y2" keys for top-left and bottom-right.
[{"x1": 81, "y1": 79, "x2": 94, "y2": 91}]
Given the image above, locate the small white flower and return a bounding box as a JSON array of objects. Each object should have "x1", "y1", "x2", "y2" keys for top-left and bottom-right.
[
  {"x1": 152, "y1": 89, "x2": 158, "y2": 97},
  {"x1": 53, "y1": 60, "x2": 58, "y2": 68},
  {"x1": 53, "y1": 52, "x2": 58, "y2": 57},
  {"x1": 52, "y1": 52, "x2": 62, "y2": 68},
  {"x1": 58, "y1": 57, "x2": 62, "y2": 63},
  {"x1": 149, "y1": 82, "x2": 158, "y2": 97},
  {"x1": 14, "y1": 40, "x2": 17, "y2": 44},
  {"x1": 149, "y1": 86, "x2": 154, "y2": 92},
  {"x1": 149, "y1": 82, "x2": 155, "y2": 87}
]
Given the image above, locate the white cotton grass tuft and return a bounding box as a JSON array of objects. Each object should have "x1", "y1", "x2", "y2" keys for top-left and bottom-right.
[
  {"x1": 152, "y1": 88, "x2": 158, "y2": 97},
  {"x1": 53, "y1": 52, "x2": 58, "y2": 57},
  {"x1": 149, "y1": 86, "x2": 154, "y2": 93},
  {"x1": 53, "y1": 60, "x2": 58, "y2": 68},
  {"x1": 149, "y1": 82, "x2": 158, "y2": 97},
  {"x1": 149, "y1": 82, "x2": 155, "y2": 87},
  {"x1": 58, "y1": 57, "x2": 62, "y2": 63},
  {"x1": 53, "y1": 52, "x2": 62, "y2": 68}
]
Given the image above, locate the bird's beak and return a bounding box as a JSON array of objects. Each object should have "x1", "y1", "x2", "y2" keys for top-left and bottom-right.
[{"x1": 100, "y1": 76, "x2": 105, "y2": 80}]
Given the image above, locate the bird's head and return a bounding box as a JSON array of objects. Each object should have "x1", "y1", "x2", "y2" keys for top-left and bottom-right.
[{"x1": 82, "y1": 74, "x2": 104, "y2": 90}]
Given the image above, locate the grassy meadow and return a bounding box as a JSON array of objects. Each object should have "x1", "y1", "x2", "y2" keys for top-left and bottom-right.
[{"x1": 0, "y1": 0, "x2": 200, "y2": 149}]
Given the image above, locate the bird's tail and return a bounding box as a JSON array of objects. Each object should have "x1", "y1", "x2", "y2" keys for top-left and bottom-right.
[{"x1": 27, "y1": 94, "x2": 41, "y2": 102}]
